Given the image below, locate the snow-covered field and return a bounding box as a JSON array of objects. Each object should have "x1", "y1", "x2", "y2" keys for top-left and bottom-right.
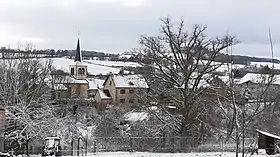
[
  {"x1": 41, "y1": 58, "x2": 121, "y2": 75},
  {"x1": 84, "y1": 60, "x2": 141, "y2": 67},
  {"x1": 251, "y1": 61, "x2": 280, "y2": 69},
  {"x1": 42, "y1": 57, "x2": 280, "y2": 76}
]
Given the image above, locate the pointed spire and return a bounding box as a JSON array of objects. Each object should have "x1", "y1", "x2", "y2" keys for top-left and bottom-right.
[{"x1": 74, "y1": 39, "x2": 82, "y2": 62}]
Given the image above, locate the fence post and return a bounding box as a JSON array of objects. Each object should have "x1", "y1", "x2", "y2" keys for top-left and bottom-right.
[
  {"x1": 129, "y1": 135, "x2": 133, "y2": 152},
  {"x1": 85, "y1": 136, "x2": 88, "y2": 156},
  {"x1": 172, "y1": 135, "x2": 175, "y2": 153},
  {"x1": 93, "y1": 140, "x2": 97, "y2": 154},
  {"x1": 71, "y1": 139, "x2": 74, "y2": 156},
  {"x1": 161, "y1": 131, "x2": 165, "y2": 152},
  {"x1": 222, "y1": 136, "x2": 224, "y2": 155}
]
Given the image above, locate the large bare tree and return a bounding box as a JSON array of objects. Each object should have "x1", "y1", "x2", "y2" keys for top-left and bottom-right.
[{"x1": 136, "y1": 17, "x2": 238, "y2": 149}]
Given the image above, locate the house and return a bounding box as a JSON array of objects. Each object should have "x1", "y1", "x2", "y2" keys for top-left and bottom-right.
[
  {"x1": 173, "y1": 74, "x2": 230, "y2": 98},
  {"x1": 95, "y1": 89, "x2": 112, "y2": 110},
  {"x1": 235, "y1": 73, "x2": 280, "y2": 104},
  {"x1": 95, "y1": 74, "x2": 149, "y2": 110}
]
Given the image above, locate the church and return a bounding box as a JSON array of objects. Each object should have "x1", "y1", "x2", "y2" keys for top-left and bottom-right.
[{"x1": 50, "y1": 38, "x2": 99, "y2": 111}]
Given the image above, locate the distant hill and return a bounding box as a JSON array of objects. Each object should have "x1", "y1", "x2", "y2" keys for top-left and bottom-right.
[
  {"x1": 0, "y1": 47, "x2": 279, "y2": 65},
  {"x1": 214, "y1": 53, "x2": 280, "y2": 65}
]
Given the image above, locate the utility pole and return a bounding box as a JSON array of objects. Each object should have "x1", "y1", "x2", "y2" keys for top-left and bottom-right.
[{"x1": 268, "y1": 28, "x2": 274, "y2": 70}]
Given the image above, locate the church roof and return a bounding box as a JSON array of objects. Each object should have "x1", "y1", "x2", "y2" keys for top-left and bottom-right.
[
  {"x1": 62, "y1": 76, "x2": 88, "y2": 84},
  {"x1": 74, "y1": 39, "x2": 82, "y2": 62},
  {"x1": 87, "y1": 78, "x2": 105, "y2": 90},
  {"x1": 104, "y1": 74, "x2": 149, "y2": 88}
]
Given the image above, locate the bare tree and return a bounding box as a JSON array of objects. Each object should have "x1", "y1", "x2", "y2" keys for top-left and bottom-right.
[
  {"x1": 211, "y1": 31, "x2": 279, "y2": 156},
  {"x1": 0, "y1": 43, "x2": 55, "y2": 154},
  {"x1": 135, "y1": 17, "x2": 238, "y2": 150}
]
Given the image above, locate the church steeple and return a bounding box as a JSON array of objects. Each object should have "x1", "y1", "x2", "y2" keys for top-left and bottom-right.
[
  {"x1": 70, "y1": 38, "x2": 87, "y2": 80},
  {"x1": 74, "y1": 39, "x2": 82, "y2": 62}
]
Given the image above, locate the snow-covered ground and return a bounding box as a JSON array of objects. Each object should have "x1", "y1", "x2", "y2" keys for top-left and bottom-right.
[
  {"x1": 85, "y1": 152, "x2": 272, "y2": 157},
  {"x1": 26, "y1": 149, "x2": 271, "y2": 157},
  {"x1": 251, "y1": 61, "x2": 280, "y2": 69},
  {"x1": 215, "y1": 63, "x2": 246, "y2": 73},
  {"x1": 27, "y1": 151, "x2": 273, "y2": 157}
]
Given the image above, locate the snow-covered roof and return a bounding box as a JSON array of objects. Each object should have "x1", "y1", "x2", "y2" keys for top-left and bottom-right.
[
  {"x1": 45, "y1": 137, "x2": 60, "y2": 140},
  {"x1": 87, "y1": 78, "x2": 104, "y2": 90},
  {"x1": 256, "y1": 129, "x2": 280, "y2": 140},
  {"x1": 124, "y1": 111, "x2": 148, "y2": 122},
  {"x1": 239, "y1": 73, "x2": 280, "y2": 85},
  {"x1": 64, "y1": 76, "x2": 88, "y2": 84},
  {"x1": 112, "y1": 74, "x2": 149, "y2": 88},
  {"x1": 52, "y1": 84, "x2": 67, "y2": 90},
  {"x1": 176, "y1": 76, "x2": 211, "y2": 89},
  {"x1": 167, "y1": 105, "x2": 176, "y2": 109},
  {"x1": 97, "y1": 89, "x2": 111, "y2": 99},
  {"x1": 217, "y1": 75, "x2": 240, "y2": 85},
  {"x1": 119, "y1": 52, "x2": 136, "y2": 59}
]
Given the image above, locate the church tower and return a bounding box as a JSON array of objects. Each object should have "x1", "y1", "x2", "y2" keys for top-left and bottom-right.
[{"x1": 69, "y1": 39, "x2": 87, "y2": 80}]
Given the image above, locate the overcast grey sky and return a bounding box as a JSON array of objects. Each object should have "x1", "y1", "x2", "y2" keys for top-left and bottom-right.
[{"x1": 0, "y1": 0, "x2": 279, "y2": 57}]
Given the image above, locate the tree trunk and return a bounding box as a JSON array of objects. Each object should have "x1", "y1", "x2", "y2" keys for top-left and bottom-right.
[
  {"x1": 180, "y1": 115, "x2": 192, "y2": 152},
  {"x1": 235, "y1": 110, "x2": 239, "y2": 157}
]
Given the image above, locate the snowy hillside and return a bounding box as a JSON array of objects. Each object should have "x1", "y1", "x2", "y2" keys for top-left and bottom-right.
[
  {"x1": 84, "y1": 60, "x2": 141, "y2": 67},
  {"x1": 41, "y1": 58, "x2": 122, "y2": 75}
]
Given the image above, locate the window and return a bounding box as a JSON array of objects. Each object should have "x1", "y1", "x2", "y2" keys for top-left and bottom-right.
[
  {"x1": 78, "y1": 68, "x2": 85, "y2": 75},
  {"x1": 109, "y1": 81, "x2": 112, "y2": 85},
  {"x1": 129, "y1": 89, "x2": 134, "y2": 94},
  {"x1": 78, "y1": 68, "x2": 81, "y2": 75},
  {"x1": 120, "y1": 99, "x2": 125, "y2": 103},
  {"x1": 82, "y1": 68, "x2": 86, "y2": 75},
  {"x1": 81, "y1": 68, "x2": 85, "y2": 75},
  {"x1": 129, "y1": 99, "x2": 134, "y2": 103},
  {"x1": 120, "y1": 90, "x2": 126, "y2": 94},
  {"x1": 70, "y1": 68, "x2": 74, "y2": 75}
]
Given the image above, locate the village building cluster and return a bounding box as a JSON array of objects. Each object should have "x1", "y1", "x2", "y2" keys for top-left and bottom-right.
[
  {"x1": 50, "y1": 39, "x2": 149, "y2": 111},
  {"x1": 49, "y1": 38, "x2": 280, "y2": 116}
]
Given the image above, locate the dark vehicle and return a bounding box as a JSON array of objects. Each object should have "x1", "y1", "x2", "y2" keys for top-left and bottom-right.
[{"x1": 41, "y1": 137, "x2": 62, "y2": 157}]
